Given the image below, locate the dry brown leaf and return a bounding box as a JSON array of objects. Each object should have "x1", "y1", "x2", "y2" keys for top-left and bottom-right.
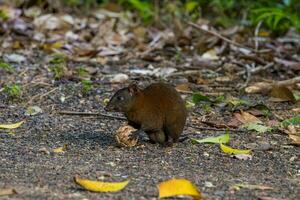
[
  {"x1": 245, "y1": 82, "x2": 271, "y2": 94},
  {"x1": 0, "y1": 188, "x2": 17, "y2": 196},
  {"x1": 234, "y1": 110, "x2": 262, "y2": 124},
  {"x1": 289, "y1": 134, "x2": 300, "y2": 146},
  {"x1": 269, "y1": 85, "x2": 296, "y2": 103},
  {"x1": 216, "y1": 76, "x2": 231, "y2": 82},
  {"x1": 292, "y1": 108, "x2": 300, "y2": 113},
  {"x1": 175, "y1": 83, "x2": 191, "y2": 93}
]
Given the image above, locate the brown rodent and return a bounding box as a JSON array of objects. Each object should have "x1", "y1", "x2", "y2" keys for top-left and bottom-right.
[{"x1": 105, "y1": 82, "x2": 187, "y2": 145}]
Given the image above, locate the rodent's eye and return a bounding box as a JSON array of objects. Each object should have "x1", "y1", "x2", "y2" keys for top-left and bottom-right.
[{"x1": 117, "y1": 96, "x2": 124, "y2": 101}]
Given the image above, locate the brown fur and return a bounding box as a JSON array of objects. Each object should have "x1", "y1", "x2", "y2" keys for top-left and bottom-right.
[{"x1": 106, "y1": 83, "x2": 187, "y2": 145}]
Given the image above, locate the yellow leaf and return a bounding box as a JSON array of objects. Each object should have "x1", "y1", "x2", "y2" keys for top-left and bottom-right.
[
  {"x1": 0, "y1": 121, "x2": 24, "y2": 129},
  {"x1": 53, "y1": 144, "x2": 68, "y2": 153},
  {"x1": 220, "y1": 144, "x2": 251, "y2": 155},
  {"x1": 42, "y1": 42, "x2": 62, "y2": 51},
  {"x1": 74, "y1": 177, "x2": 129, "y2": 192},
  {"x1": 158, "y1": 179, "x2": 202, "y2": 200}
]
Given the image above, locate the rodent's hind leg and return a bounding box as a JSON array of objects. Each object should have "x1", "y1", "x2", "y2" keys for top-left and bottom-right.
[{"x1": 147, "y1": 130, "x2": 166, "y2": 144}]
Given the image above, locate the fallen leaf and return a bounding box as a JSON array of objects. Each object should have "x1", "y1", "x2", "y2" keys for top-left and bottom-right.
[
  {"x1": 74, "y1": 177, "x2": 129, "y2": 192},
  {"x1": 0, "y1": 188, "x2": 17, "y2": 196},
  {"x1": 226, "y1": 97, "x2": 250, "y2": 107},
  {"x1": 53, "y1": 144, "x2": 68, "y2": 153},
  {"x1": 202, "y1": 49, "x2": 218, "y2": 60},
  {"x1": 25, "y1": 106, "x2": 43, "y2": 116},
  {"x1": 34, "y1": 14, "x2": 72, "y2": 30},
  {"x1": 245, "y1": 82, "x2": 271, "y2": 94},
  {"x1": 232, "y1": 183, "x2": 273, "y2": 190},
  {"x1": 4, "y1": 53, "x2": 26, "y2": 63},
  {"x1": 220, "y1": 144, "x2": 252, "y2": 155},
  {"x1": 110, "y1": 73, "x2": 129, "y2": 83},
  {"x1": 176, "y1": 83, "x2": 191, "y2": 92},
  {"x1": 0, "y1": 121, "x2": 24, "y2": 129},
  {"x1": 153, "y1": 67, "x2": 177, "y2": 78},
  {"x1": 243, "y1": 123, "x2": 271, "y2": 133},
  {"x1": 270, "y1": 85, "x2": 296, "y2": 102},
  {"x1": 42, "y1": 41, "x2": 63, "y2": 51},
  {"x1": 246, "y1": 104, "x2": 271, "y2": 117},
  {"x1": 274, "y1": 57, "x2": 300, "y2": 71},
  {"x1": 191, "y1": 133, "x2": 230, "y2": 144},
  {"x1": 234, "y1": 111, "x2": 262, "y2": 124},
  {"x1": 158, "y1": 179, "x2": 202, "y2": 200},
  {"x1": 232, "y1": 154, "x2": 253, "y2": 160},
  {"x1": 192, "y1": 92, "x2": 212, "y2": 104},
  {"x1": 281, "y1": 115, "x2": 300, "y2": 127},
  {"x1": 289, "y1": 134, "x2": 300, "y2": 146}
]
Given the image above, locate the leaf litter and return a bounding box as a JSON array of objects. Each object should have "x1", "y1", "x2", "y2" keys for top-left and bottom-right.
[{"x1": 0, "y1": 2, "x2": 299, "y2": 200}]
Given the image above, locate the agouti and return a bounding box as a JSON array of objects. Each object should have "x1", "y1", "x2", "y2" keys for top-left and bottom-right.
[{"x1": 105, "y1": 82, "x2": 187, "y2": 145}]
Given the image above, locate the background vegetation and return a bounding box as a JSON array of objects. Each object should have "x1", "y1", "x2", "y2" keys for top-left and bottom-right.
[{"x1": 4, "y1": 0, "x2": 300, "y2": 34}]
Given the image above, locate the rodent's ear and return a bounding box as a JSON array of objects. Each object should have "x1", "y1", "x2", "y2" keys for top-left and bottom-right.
[{"x1": 128, "y1": 83, "x2": 140, "y2": 95}]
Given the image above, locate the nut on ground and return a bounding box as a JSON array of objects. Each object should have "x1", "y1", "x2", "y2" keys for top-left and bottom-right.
[{"x1": 115, "y1": 125, "x2": 138, "y2": 147}]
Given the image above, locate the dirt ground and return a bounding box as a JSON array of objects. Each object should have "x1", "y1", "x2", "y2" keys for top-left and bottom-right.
[{"x1": 0, "y1": 55, "x2": 300, "y2": 200}]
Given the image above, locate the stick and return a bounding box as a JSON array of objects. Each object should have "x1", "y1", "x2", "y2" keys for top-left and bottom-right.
[
  {"x1": 58, "y1": 110, "x2": 126, "y2": 120},
  {"x1": 187, "y1": 124, "x2": 246, "y2": 132},
  {"x1": 187, "y1": 21, "x2": 253, "y2": 51},
  {"x1": 58, "y1": 111, "x2": 245, "y2": 132}
]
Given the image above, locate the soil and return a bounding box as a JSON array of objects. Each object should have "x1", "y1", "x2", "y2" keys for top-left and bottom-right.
[{"x1": 0, "y1": 55, "x2": 299, "y2": 200}]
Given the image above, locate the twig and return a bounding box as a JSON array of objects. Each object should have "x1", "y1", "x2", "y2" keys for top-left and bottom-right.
[
  {"x1": 167, "y1": 70, "x2": 201, "y2": 77},
  {"x1": 187, "y1": 21, "x2": 253, "y2": 51},
  {"x1": 254, "y1": 21, "x2": 263, "y2": 51},
  {"x1": 187, "y1": 124, "x2": 246, "y2": 132},
  {"x1": 245, "y1": 76, "x2": 300, "y2": 93},
  {"x1": 277, "y1": 76, "x2": 300, "y2": 87},
  {"x1": 58, "y1": 111, "x2": 246, "y2": 133},
  {"x1": 27, "y1": 87, "x2": 58, "y2": 105},
  {"x1": 236, "y1": 62, "x2": 275, "y2": 89},
  {"x1": 58, "y1": 110, "x2": 126, "y2": 120},
  {"x1": 239, "y1": 54, "x2": 267, "y2": 65}
]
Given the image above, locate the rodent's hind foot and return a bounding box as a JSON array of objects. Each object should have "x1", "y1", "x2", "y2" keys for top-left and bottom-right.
[{"x1": 163, "y1": 137, "x2": 174, "y2": 147}]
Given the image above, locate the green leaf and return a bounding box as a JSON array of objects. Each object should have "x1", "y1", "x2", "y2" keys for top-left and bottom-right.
[
  {"x1": 192, "y1": 93, "x2": 212, "y2": 104},
  {"x1": 191, "y1": 133, "x2": 230, "y2": 144},
  {"x1": 244, "y1": 123, "x2": 272, "y2": 133},
  {"x1": 0, "y1": 61, "x2": 14, "y2": 73},
  {"x1": 227, "y1": 98, "x2": 250, "y2": 107},
  {"x1": 185, "y1": 1, "x2": 198, "y2": 13},
  {"x1": 294, "y1": 94, "x2": 300, "y2": 101},
  {"x1": 281, "y1": 115, "x2": 300, "y2": 127}
]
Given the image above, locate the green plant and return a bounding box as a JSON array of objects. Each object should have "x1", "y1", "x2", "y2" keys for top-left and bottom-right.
[
  {"x1": 3, "y1": 84, "x2": 22, "y2": 98},
  {"x1": 0, "y1": 61, "x2": 14, "y2": 73},
  {"x1": 49, "y1": 53, "x2": 67, "y2": 79},
  {"x1": 130, "y1": 0, "x2": 154, "y2": 22},
  {"x1": 252, "y1": 7, "x2": 300, "y2": 32},
  {"x1": 81, "y1": 80, "x2": 93, "y2": 94},
  {"x1": 75, "y1": 66, "x2": 89, "y2": 77},
  {"x1": 0, "y1": 9, "x2": 9, "y2": 20},
  {"x1": 62, "y1": 0, "x2": 98, "y2": 8}
]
